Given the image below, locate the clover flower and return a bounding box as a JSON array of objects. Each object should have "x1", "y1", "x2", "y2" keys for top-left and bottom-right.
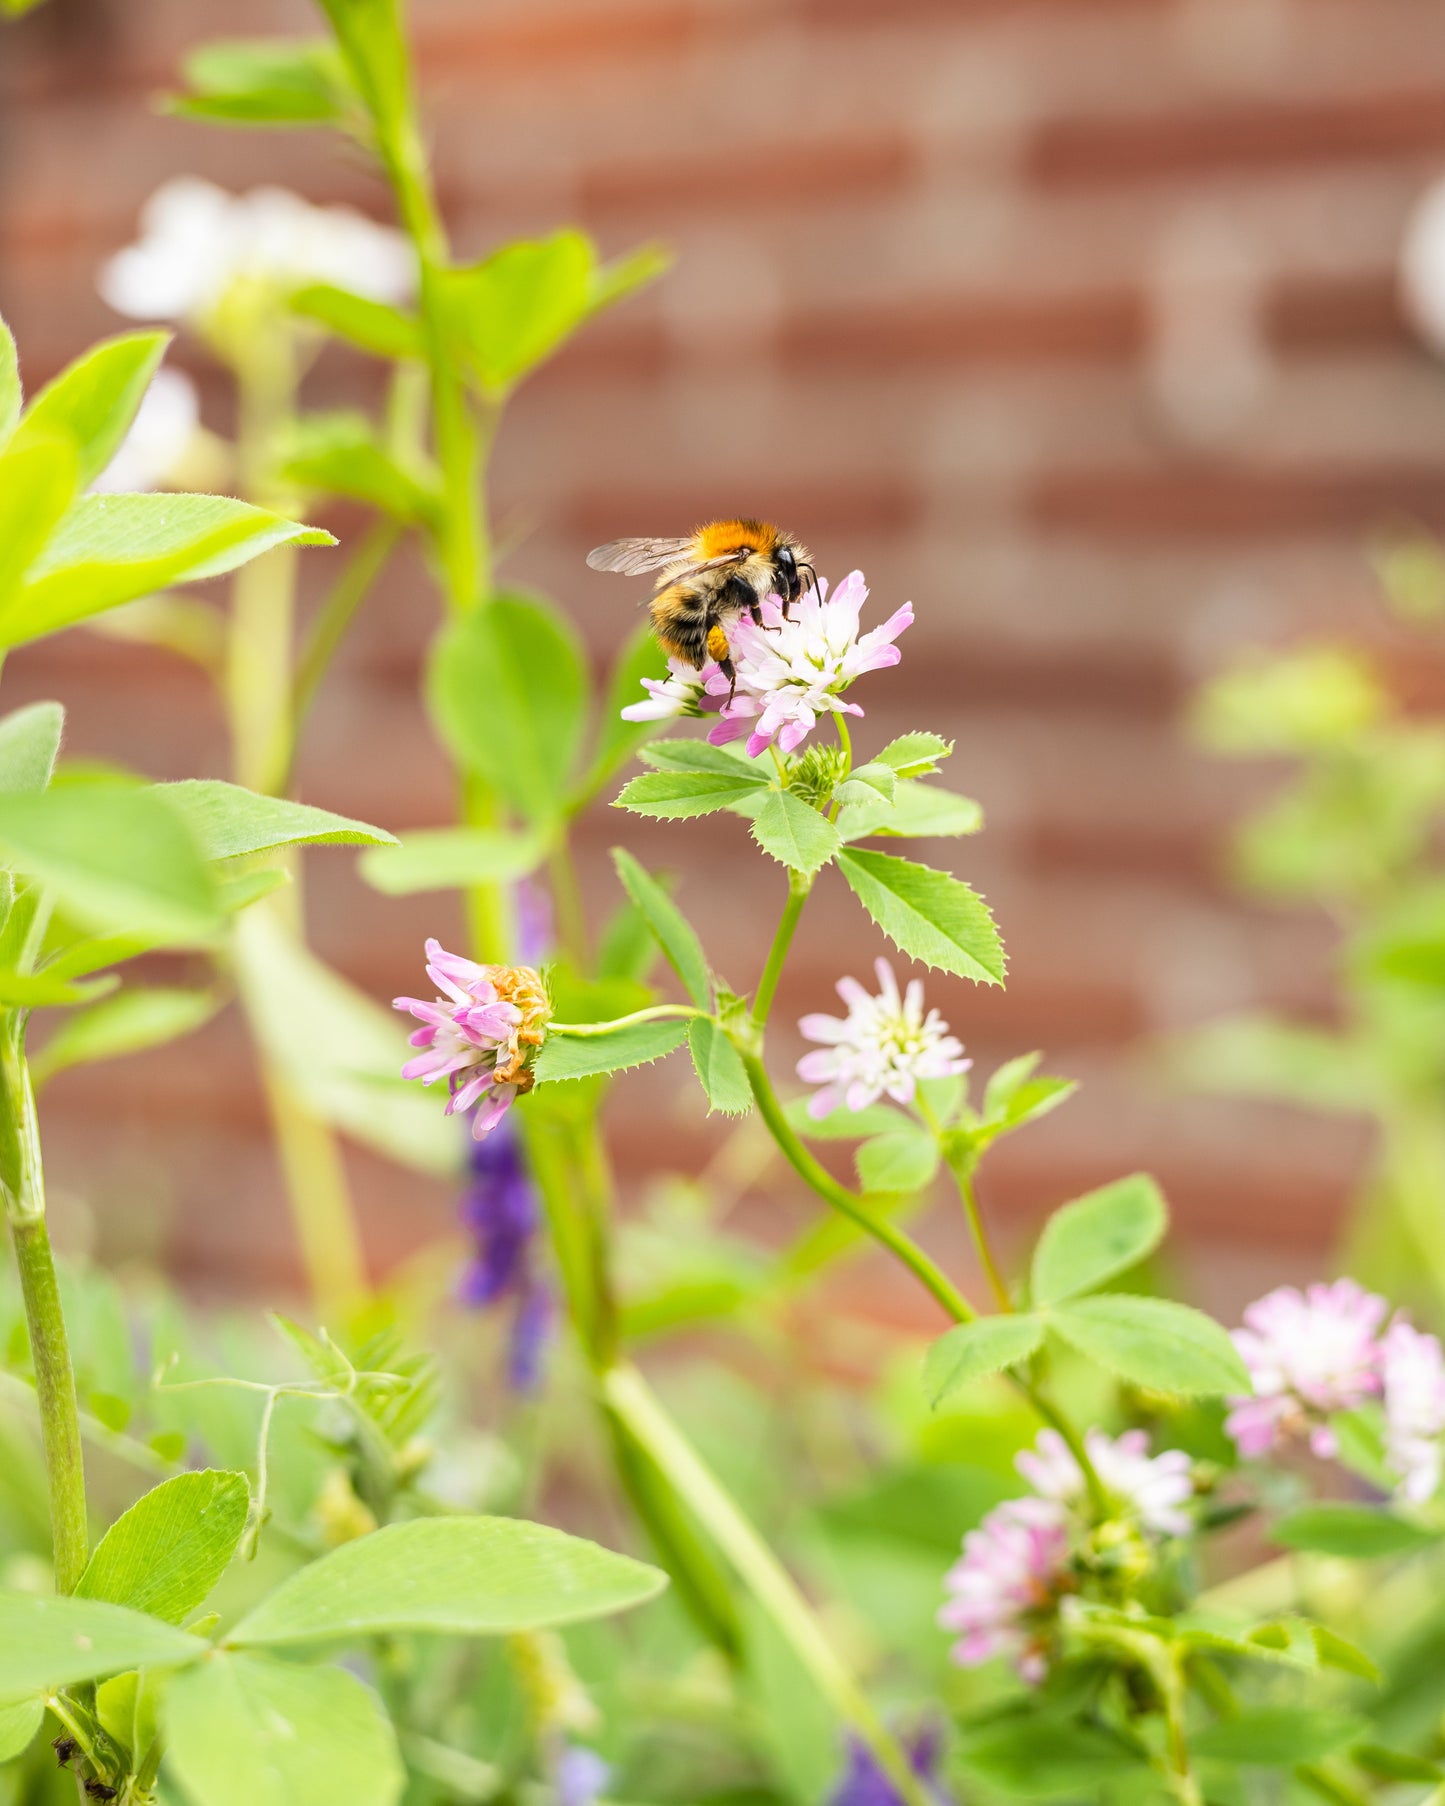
[
  {"x1": 100, "y1": 176, "x2": 414, "y2": 328},
  {"x1": 93, "y1": 367, "x2": 200, "y2": 494},
  {"x1": 619, "y1": 655, "x2": 722, "y2": 723},
  {"x1": 1015, "y1": 1428, "x2": 1194, "y2": 1539},
  {"x1": 829, "y1": 1723, "x2": 953, "y2": 1806},
  {"x1": 938, "y1": 1497, "x2": 1072, "y2": 1684},
  {"x1": 1382, "y1": 1320, "x2": 1445, "y2": 1504},
  {"x1": 797, "y1": 957, "x2": 970, "y2": 1120},
  {"x1": 1224, "y1": 1280, "x2": 1389, "y2": 1460},
  {"x1": 706, "y1": 570, "x2": 912, "y2": 759},
  {"x1": 394, "y1": 940, "x2": 549, "y2": 1140}
]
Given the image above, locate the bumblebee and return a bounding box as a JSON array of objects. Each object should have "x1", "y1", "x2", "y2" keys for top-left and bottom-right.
[{"x1": 586, "y1": 518, "x2": 814, "y2": 698}]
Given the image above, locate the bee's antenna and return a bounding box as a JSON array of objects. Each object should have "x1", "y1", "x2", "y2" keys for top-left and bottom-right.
[{"x1": 798, "y1": 563, "x2": 818, "y2": 594}]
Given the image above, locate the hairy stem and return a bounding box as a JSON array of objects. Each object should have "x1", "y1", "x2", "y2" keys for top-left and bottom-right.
[
  {"x1": 947, "y1": 1155, "x2": 1014, "y2": 1312},
  {"x1": 751, "y1": 874, "x2": 811, "y2": 1031},
  {"x1": 550, "y1": 1004, "x2": 705, "y2": 1037}
]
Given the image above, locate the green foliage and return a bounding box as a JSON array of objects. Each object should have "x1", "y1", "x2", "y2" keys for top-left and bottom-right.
[
  {"x1": 228, "y1": 1516, "x2": 666, "y2": 1645},
  {"x1": 159, "y1": 780, "x2": 395, "y2": 859},
  {"x1": 291, "y1": 284, "x2": 422, "y2": 358},
  {"x1": 0, "y1": 701, "x2": 64, "y2": 794},
  {"x1": 359, "y1": 825, "x2": 545, "y2": 894},
  {"x1": 163, "y1": 1653, "x2": 403, "y2": 1806},
  {"x1": 0, "y1": 1697, "x2": 42, "y2": 1762},
  {"x1": 923, "y1": 1314, "x2": 1045, "y2": 1407},
  {"x1": 0, "y1": 1592, "x2": 204, "y2": 1693},
  {"x1": 31, "y1": 986, "x2": 222, "y2": 1085},
  {"x1": 9, "y1": 332, "x2": 167, "y2": 487},
  {"x1": 751, "y1": 787, "x2": 842, "y2": 876},
  {"x1": 1047, "y1": 1294, "x2": 1251, "y2": 1396},
  {"x1": 535, "y1": 1017, "x2": 690, "y2": 1083},
  {"x1": 1191, "y1": 1708, "x2": 1365, "y2": 1765},
  {"x1": 687, "y1": 1017, "x2": 752, "y2": 1116},
  {"x1": 168, "y1": 38, "x2": 356, "y2": 129},
  {"x1": 875, "y1": 732, "x2": 953, "y2": 778},
  {"x1": 612, "y1": 848, "x2": 711, "y2": 1007},
  {"x1": 615, "y1": 767, "x2": 769, "y2": 819},
  {"x1": 1029, "y1": 1174, "x2": 1168, "y2": 1306},
  {"x1": 855, "y1": 1127, "x2": 938, "y2": 1194},
  {"x1": 955, "y1": 1717, "x2": 1142, "y2": 1797},
  {"x1": 1270, "y1": 1502, "x2": 1442, "y2": 1558},
  {"x1": 1192, "y1": 646, "x2": 1386, "y2": 755},
  {"x1": 75, "y1": 1470, "x2": 249, "y2": 1623},
  {"x1": 279, "y1": 411, "x2": 440, "y2": 524},
  {"x1": 0, "y1": 314, "x2": 18, "y2": 440},
  {"x1": 836, "y1": 848, "x2": 1005, "y2": 984},
  {"x1": 428, "y1": 591, "x2": 588, "y2": 824}
]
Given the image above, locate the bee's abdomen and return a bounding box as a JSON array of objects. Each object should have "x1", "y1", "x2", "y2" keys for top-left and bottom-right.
[{"x1": 650, "y1": 582, "x2": 714, "y2": 667}]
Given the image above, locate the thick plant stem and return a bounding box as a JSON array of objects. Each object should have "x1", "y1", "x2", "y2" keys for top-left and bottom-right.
[
  {"x1": 603, "y1": 1364, "x2": 932, "y2": 1806},
  {"x1": 1, "y1": 1035, "x2": 87, "y2": 1593}
]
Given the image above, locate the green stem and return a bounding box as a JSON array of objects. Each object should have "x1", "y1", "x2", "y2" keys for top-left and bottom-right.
[
  {"x1": 550, "y1": 1004, "x2": 705, "y2": 1038},
  {"x1": 546, "y1": 835, "x2": 588, "y2": 970},
  {"x1": 947, "y1": 1155, "x2": 1013, "y2": 1312},
  {"x1": 258, "y1": 1062, "x2": 367, "y2": 1323},
  {"x1": 0, "y1": 1033, "x2": 87, "y2": 1594},
  {"x1": 751, "y1": 874, "x2": 811, "y2": 1031},
  {"x1": 603, "y1": 1364, "x2": 932, "y2": 1806}
]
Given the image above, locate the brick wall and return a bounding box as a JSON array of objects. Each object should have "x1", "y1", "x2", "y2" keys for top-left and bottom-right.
[{"x1": 2, "y1": 0, "x2": 1442, "y2": 1310}]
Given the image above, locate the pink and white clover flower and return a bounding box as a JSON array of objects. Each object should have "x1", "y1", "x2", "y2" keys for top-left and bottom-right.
[
  {"x1": 1015, "y1": 1428, "x2": 1194, "y2": 1539},
  {"x1": 938, "y1": 1497, "x2": 1072, "y2": 1684},
  {"x1": 1381, "y1": 1319, "x2": 1445, "y2": 1504},
  {"x1": 706, "y1": 570, "x2": 912, "y2": 759},
  {"x1": 394, "y1": 940, "x2": 549, "y2": 1140},
  {"x1": 1224, "y1": 1279, "x2": 1388, "y2": 1460},
  {"x1": 619, "y1": 656, "x2": 722, "y2": 723},
  {"x1": 797, "y1": 957, "x2": 970, "y2": 1120}
]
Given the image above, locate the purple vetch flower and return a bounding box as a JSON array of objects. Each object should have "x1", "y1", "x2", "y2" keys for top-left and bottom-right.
[
  {"x1": 555, "y1": 1744, "x2": 611, "y2": 1806},
  {"x1": 798, "y1": 958, "x2": 970, "y2": 1120},
  {"x1": 1224, "y1": 1279, "x2": 1389, "y2": 1461},
  {"x1": 938, "y1": 1496, "x2": 1072, "y2": 1684},
  {"x1": 829, "y1": 1724, "x2": 952, "y2": 1806},
  {"x1": 456, "y1": 1115, "x2": 552, "y2": 1393},
  {"x1": 394, "y1": 940, "x2": 549, "y2": 1140},
  {"x1": 1382, "y1": 1319, "x2": 1445, "y2": 1503},
  {"x1": 704, "y1": 570, "x2": 912, "y2": 759},
  {"x1": 1015, "y1": 1428, "x2": 1194, "y2": 1539}
]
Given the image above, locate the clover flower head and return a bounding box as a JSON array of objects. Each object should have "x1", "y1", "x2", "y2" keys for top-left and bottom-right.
[
  {"x1": 938, "y1": 1496, "x2": 1071, "y2": 1684},
  {"x1": 92, "y1": 367, "x2": 200, "y2": 494},
  {"x1": 1015, "y1": 1428, "x2": 1194, "y2": 1539},
  {"x1": 705, "y1": 570, "x2": 912, "y2": 759},
  {"x1": 394, "y1": 939, "x2": 549, "y2": 1139},
  {"x1": 798, "y1": 957, "x2": 969, "y2": 1119},
  {"x1": 1382, "y1": 1319, "x2": 1445, "y2": 1504},
  {"x1": 619, "y1": 655, "x2": 722, "y2": 723},
  {"x1": 100, "y1": 176, "x2": 414, "y2": 328},
  {"x1": 1224, "y1": 1279, "x2": 1389, "y2": 1460}
]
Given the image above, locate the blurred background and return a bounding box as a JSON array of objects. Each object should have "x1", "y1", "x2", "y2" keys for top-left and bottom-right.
[{"x1": 4, "y1": 0, "x2": 1445, "y2": 1313}]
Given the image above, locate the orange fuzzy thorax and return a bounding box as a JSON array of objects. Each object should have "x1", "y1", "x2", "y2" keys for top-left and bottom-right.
[{"x1": 695, "y1": 518, "x2": 779, "y2": 560}]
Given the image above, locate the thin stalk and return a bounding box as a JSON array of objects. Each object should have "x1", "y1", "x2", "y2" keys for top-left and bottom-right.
[
  {"x1": 603, "y1": 1364, "x2": 932, "y2": 1806},
  {"x1": 550, "y1": 1004, "x2": 704, "y2": 1038},
  {"x1": 948, "y1": 1156, "x2": 1013, "y2": 1312},
  {"x1": 546, "y1": 836, "x2": 588, "y2": 970},
  {"x1": 260, "y1": 1064, "x2": 367, "y2": 1323},
  {"x1": 751, "y1": 875, "x2": 811, "y2": 1030},
  {"x1": 0, "y1": 1034, "x2": 87, "y2": 1594},
  {"x1": 0, "y1": 1369, "x2": 172, "y2": 1478}
]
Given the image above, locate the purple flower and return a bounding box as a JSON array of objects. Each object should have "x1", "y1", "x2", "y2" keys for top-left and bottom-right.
[
  {"x1": 938, "y1": 1496, "x2": 1072, "y2": 1684},
  {"x1": 556, "y1": 1745, "x2": 610, "y2": 1806},
  {"x1": 394, "y1": 940, "x2": 549, "y2": 1140},
  {"x1": 797, "y1": 958, "x2": 970, "y2": 1119},
  {"x1": 455, "y1": 1116, "x2": 551, "y2": 1394},
  {"x1": 830, "y1": 1724, "x2": 951, "y2": 1806},
  {"x1": 1382, "y1": 1319, "x2": 1445, "y2": 1503},
  {"x1": 1015, "y1": 1428, "x2": 1194, "y2": 1539},
  {"x1": 705, "y1": 570, "x2": 912, "y2": 759},
  {"x1": 1224, "y1": 1280, "x2": 1389, "y2": 1461}
]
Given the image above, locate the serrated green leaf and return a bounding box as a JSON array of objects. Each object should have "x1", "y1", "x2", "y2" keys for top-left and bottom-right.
[
  {"x1": 687, "y1": 1017, "x2": 751, "y2": 1115},
  {"x1": 615, "y1": 768, "x2": 768, "y2": 820},
  {"x1": 535, "y1": 1017, "x2": 689, "y2": 1083},
  {"x1": 0, "y1": 700, "x2": 64, "y2": 794},
  {"x1": 751, "y1": 787, "x2": 841, "y2": 876},
  {"x1": 10, "y1": 332, "x2": 167, "y2": 486},
  {"x1": 1270, "y1": 1502, "x2": 1442, "y2": 1558},
  {"x1": 1191, "y1": 1708, "x2": 1365, "y2": 1766},
  {"x1": 612, "y1": 847, "x2": 710, "y2": 1007},
  {"x1": 837, "y1": 779, "x2": 983, "y2": 843},
  {"x1": 158, "y1": 780, "x2": 395, "y2": 861},
  {"x1": 923, "y1": 1313, "x2": 1044, "y2": 1406},
  {"x1": 359, "y1": 826, "x2": 545, "y2": 896},
  {"x1": 833, "y1": 761, "x2": 895, "y2": 807},
  {"x1": 876, "y1": 731, "x2": 952, "y2": 778},
  {"x1": 427, "y1": 591, "x2": 587, "y2": 825},
  {"x1": 229, "y1": 1516, "x2": 666, "y2": 1645},
  {"x1": 163, "y1": 1652, "x2": 402, "y2": 1806},
  {"x1": 75, "y1": 1470, "x2": 249, "y2": 1624},
  {"x1": 1048, "y1": 1294, "x2": 1250, "y2": 1396},
  {"x1": 855, "y1": 1126, "x2": 938, "y2": 1194},
  {"x1": 637, "y1": 738, "x2": 757, "y2": 776},
  {"x1": 1, "y1": 495, "x2": 335, "y2": 648},
  {"x1": 0, "y1": 781, "x2": 221, "y2": 944},
  {"x1": 1030, "y1": 1173, "x2": 1168, "y2": 1306},
  {"x1": 0, "y1": 1592, "x2": 205, "y2": 1693},
  {"x1": 0, "y1": 1696, "x2": 43, "y2": 1761},
  {"x1": 31, "y1": 986, "x2": 221, "y2": 1085},
  {"x1": 291, "y1": 284, "x2": 421, "y2": 358},
  {"x1": 837, "y1": 847, "x2": 1005, "y2": 984}
]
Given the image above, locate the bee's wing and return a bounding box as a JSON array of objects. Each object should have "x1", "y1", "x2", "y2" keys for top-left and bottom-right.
[{"x1": 586, "y1": 536, "x2": 697, "y2": 576}]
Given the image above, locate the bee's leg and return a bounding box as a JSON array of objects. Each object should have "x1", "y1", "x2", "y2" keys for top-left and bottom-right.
[{"x1": 718, "y1": 655, "x2": 738, "y2": 706}]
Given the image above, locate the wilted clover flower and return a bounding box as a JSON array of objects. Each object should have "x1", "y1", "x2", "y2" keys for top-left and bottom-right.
[
  {"x1": 798, "y1": 958, "x2": 970, "y2": 1120},
  {"x1": 707, "y1": 570, "x2": 912, "y2": 758},
  {"x1": 394, "y1": 940, "x2": 549, "y2": 1139},
  {"x1": 1016, "y1": 1428, "x2": 1194, "y2": 1539},
  {"x1": 938, "y1": 1497, "x2": 1072, "y2": 1684},
  {"x1": 92, "y1": 367, "x2": 200, "y2": 494},
  {"x1": 101, "y1": 177, "x2": 414, "y2": 328},
  {"x1": 1382, "y1": 1319, "x2": 1445, "y2": 1503},
  {"x1": 1224, "y1": 1279, "x2": 1388, "y2": 1460}
]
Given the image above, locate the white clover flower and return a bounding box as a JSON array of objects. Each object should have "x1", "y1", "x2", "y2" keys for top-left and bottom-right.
[
  {"x1": 91, "y1": 367, "x2": 200, "y2": 494},
  {"x1": 938, "y1": 1496, "x2": 1071, "y2": 1684},
  {"x1": 1224, "y1": 1280, "x2": 1388, "y2": 1461},
  {"x1": 706, "y1": 570, "x2": 912, "y2": 759},
  {"x1": 797, "y1": 957, "x2": 970, "y2": 1120},
  {"x1": 1401, "y1": 173, "x2": 1445, "y2": 357},
  {"x1": 618, "y1": 656, "x2": 722, "y2": 723},
  {"x1": 1015, "y1": 1428, "x2": 1194, "y2": 1539},
  {"x1": 1381, "y1": 1320, "x2": 1445, "y2": 1504},
  {"x1": 100, "y1": 176, "x2": 414, "y2": 328}
]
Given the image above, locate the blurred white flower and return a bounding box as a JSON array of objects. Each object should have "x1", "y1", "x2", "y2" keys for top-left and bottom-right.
[
  {"x1": 1015, "y1": 1428, "x2": 1194, "y2": 1539},
  {"x1": 100, "y1": 176, "x2": 414, "y2": 327},
  {"x1": 1381, "y1": 1319, "x2": 1445, "y2": 1504},
  {"x1": 1401, "y1": 174, "x2": 1445, "y2": 356},
  {"x1": 1224, "y1": 1279, "x2": 1388, "y2": 1460},
  {"x1": 92, "y1": 367, "x2": 200, "y2": 494},
  {"x1": 797, "y1": 957, "x2": 970, "y2": 1120},
  {"x1": 938, "y1": 1496, "x2": 1071, "y2": 1684}
]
